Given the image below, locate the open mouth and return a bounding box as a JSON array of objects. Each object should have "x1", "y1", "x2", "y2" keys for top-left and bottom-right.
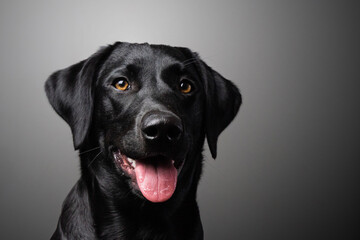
[{"x1": 113, "y1": 149, "x2": 184, "y2": 203}]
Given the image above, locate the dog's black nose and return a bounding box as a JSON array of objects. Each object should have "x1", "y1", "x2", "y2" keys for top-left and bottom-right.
[{"x1": 141, "y1": 112, "x2": 183, "y2": 145}]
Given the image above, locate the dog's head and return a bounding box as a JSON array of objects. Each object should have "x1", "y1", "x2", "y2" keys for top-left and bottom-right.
[{"x1": 45, "y1": 42, "x2": 241, "y2": 203}]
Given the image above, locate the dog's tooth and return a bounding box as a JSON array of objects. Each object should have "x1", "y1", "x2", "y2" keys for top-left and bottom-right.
[
  {"x1": 128, "y1": 157, "x2": 136, "y2": 168},
  {"x1": 172, "y1": 160, "x2": 175, "y2": 165}
]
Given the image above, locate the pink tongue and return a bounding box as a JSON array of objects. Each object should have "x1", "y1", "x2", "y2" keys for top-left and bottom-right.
[{"x1": 135, "y1": 159, "x2": 177, "y2": 202}]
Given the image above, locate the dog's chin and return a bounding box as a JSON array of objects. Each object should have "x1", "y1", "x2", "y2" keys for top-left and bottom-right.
[{"x1": 112, "y1": 149, "x2": 184, "y2": 203}]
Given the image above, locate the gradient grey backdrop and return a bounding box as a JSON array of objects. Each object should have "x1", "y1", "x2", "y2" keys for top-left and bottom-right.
[{"x1": 0, "y1": 1, "x2": 359, "y2": 239}]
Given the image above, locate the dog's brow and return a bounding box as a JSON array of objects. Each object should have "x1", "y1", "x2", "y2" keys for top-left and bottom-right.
[
  {"x1": 126, "y1": 64, "x2": 140, "y2": 74},
  {"x1": 163, "y1": 63, "x2": 183, "y2": 74}
]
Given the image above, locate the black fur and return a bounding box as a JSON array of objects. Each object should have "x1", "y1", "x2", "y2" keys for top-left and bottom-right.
[{"x1": 45, "y1": 42, "x2": 241, "y2": 240}]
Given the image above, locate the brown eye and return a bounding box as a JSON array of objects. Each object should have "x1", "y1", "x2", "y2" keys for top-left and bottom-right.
[
  {"x1": 179, "y1": 79, "x2": 193, "y2": 94},
  {"x1": 113, "y1": 77, "x2": 130, "y2": 91}
]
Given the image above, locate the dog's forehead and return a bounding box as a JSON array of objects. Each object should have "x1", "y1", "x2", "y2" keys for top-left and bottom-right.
[{"x1": 104, "y1": 43, "x2": 186, "y2": 70}]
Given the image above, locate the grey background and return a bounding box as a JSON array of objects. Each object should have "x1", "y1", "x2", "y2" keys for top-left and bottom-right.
[{"x1": 0, "y1": 0, "x2": 359, "y2": 239}]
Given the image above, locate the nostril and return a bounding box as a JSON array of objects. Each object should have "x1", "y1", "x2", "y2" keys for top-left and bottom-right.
[
  {"x1": 143, "y1": 126, "x2": 158, "y2": 139},
  {"x1": 167, "y1": 125, "x2": 182, "y2": 141}
]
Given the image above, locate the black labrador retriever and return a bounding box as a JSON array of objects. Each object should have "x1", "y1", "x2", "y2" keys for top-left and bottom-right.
[{"x1": 45, "y1": 42, "x2": 241, "y2": 240}]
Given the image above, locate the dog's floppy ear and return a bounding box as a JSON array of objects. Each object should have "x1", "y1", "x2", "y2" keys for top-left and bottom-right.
[
  {"x1": 45, "y1": 45, "x2": 116, "y2": 150},
  {"x1": 197, "y1": 58, "x2": 242, "y2": 159}
]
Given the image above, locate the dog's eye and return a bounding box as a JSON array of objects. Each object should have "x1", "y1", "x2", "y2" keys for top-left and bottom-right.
[
  {"x1": 113, "y1": 77, "x2": 130, "y2": 91},
  {"x1": 179, "y1": 79, "x2": 193, "y2": 94}
]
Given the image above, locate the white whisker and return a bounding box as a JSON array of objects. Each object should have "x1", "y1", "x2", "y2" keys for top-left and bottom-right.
[
  {"x1": 182, "y1": 58, "x2": 197, "y2": 67},
  {"x1": 79, "y1": 146, "x2": 101, "y2": 155},
  {"x1": 87, "y1": 151, "x2": 102, "y2": 168}
]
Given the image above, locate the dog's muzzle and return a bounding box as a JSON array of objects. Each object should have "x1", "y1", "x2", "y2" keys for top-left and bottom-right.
[{"x1": 113, "y1": 111, "x2": 185, "y2": 203}]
